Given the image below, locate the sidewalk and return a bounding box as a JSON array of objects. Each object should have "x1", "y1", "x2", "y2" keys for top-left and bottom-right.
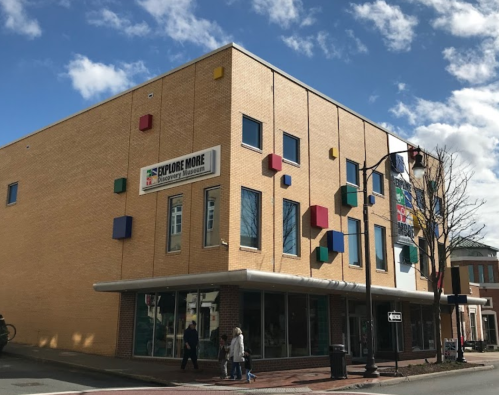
[{"x1": 2, "y1": 343, "x2": 498, "y2": 392}]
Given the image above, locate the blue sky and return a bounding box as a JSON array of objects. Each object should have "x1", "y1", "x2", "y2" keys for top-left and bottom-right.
[{"x1": 1, "y1": 0, "x2": 499, "y2": 245}]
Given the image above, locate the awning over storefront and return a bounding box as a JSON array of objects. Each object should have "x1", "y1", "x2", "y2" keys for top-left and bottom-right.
[{"x1": 93, "y1": 269, "x2": 487, "y2": 305}]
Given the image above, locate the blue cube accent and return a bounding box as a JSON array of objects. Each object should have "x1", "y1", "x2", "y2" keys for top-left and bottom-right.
[
  {"x1": 368, "y1": 195, "x2": 376, "y2": 205},
  {"x1": 327, "y1": 230, "x2": 345, "y2": 253},
  {"x1": 391, "y1": 153, "x2": 405, "y2": 173},
  {"x1": 283, "y1": 174, "x2": 292, "y2": 186},
  {"x1": 113, "y1": 216, "x2": 133, "y2": 239}
]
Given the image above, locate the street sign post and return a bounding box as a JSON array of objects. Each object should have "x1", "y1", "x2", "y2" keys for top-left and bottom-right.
[
  {"x1": 388, "y1": 312, "x2": 402, "y2": 323},
  {"x1": 388, "y1": 311, "x2": 402, "y2": 375}
]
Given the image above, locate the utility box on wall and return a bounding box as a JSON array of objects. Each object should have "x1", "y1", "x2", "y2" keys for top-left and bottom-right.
[
  {"x1": 113, "y1": 216, "x2": 133, "y2": 240},
  {"x1": 311, "y1": 205, "x2": 328, "y2": 229}
]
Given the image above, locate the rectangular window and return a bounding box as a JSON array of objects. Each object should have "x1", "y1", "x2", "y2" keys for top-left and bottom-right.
[
  {"x1": 264, "y1": 293, "x2": 286, "y2": 358},
  {"x1": 242, "y1": 116, "x2": 262, "y2": 149},
  {"x1": 488, "y1": 265, "x2": 495, "y2": 283},
  {"x1": 410, "y1": 304, "x2": 435, "y2": 351},
  {"x1": 240, "y1": 188, "x2": 261, "y2": 248},
  {"x1": 374, "y1": 225, "x2": 386, "y2": 270},
  {"x1": 7, "y1": 183, "x2": 18, "y2": 204},
  {"x1": 483, "y1": 314, "x2": 497, "y2": 345},
  {"x1": 478, "y1": 265, "x2": 485, "y2": 283},
  {"x1": 240, "y1": 291, "x2": 262, "y2": 358},
  {"x1": 346, "y1": 160, "x2": 359, "y2": 186},
  {"x1": 283, "y1": 133, "x2": 300, "y2": 164},
  {"x1": 310, "y1": 295, "x2": 329, "y2": 355},
  {"x1": 168, "y1": 195, "x2": 183, "y2": 252},
  {"x1": 198, "y1": 289, "x2": 220, "y2": 359},
  {"x1": 288, "y1": 294, "x2": 309, "y2": 356},
  {"x1": 468, "y1": 265, "x2": 475, "y2": 283},
  {"x1": 435, "y1": 197, "x2": 442, "y2": 216},
  {"x1": 348, "y1": 218, "x2": 361, "y2": 266},
  {"x1": 283, "y1": 199, "x2": 299, "y2": 255},
  {"x1": 372, "y1": 172, "x2": 384, "y2": 195},
  {"x1": 415, "y1": 188, "x2": 425, "y2": 208},
  {"x1": 204, "y1": 187, "x2": 220, "y2": 247},
  {"x1": 419, "y1": 238, "x2": 429, "y2": 277},
  {"x1": 470, "y1": 312, "x2": 477, "y2": 341}
]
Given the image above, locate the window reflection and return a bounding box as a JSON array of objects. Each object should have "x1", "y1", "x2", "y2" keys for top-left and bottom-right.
[
  {"x1": 134, "y1": 294, "x2": 155, "y2": 356},
  {"x1": 168, "y1": 195, "x2": 183, "y2": 252},
  {"x1": 198, "y1": 290, "x2": 220, "y2": 359},
  {"x1": 205, "y1": 188, "x2": 220, "y2": 247},
  {"x1": 310, "y1": 295, "x2": 329, "y2": 355},
  {"x1": 154, "y1": 292, "x2": 176, "y2": 357},
  {"x1": 288, "y1": 294, "x2": 308, "y2": 356},
  {"x1": 240, "y1": 291, "x2": 262, "y2": 359},
  {"x1": 264, "y1": 293, "x2": 286, "y2": 358},
  {"x1": 175, "y1": 291, "x2": 197, "y2": 358}
]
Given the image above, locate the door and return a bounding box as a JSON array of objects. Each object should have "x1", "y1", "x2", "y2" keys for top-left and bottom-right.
[{"x1": 349, "y1": 316, "x2": 368, "y2": 359}]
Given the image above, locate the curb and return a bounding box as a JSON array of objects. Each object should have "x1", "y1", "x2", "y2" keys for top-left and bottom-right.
[
  {"x1": 2, "y1": 350, "x2": 174, "y2": 387},
  {"x1": 330, "y1": 364, "x2": 495, "y2": 392}
]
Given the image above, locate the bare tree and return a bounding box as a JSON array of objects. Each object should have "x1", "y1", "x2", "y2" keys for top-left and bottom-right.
[
  {"x1": 283, "y1": 200, "x2": 298, "y2": 254},
  {"x1": 408, "y1": 146, "x2": 485, "y2": 363},
  {"x1": 241, "y1": 189, "x2": 260, "y2": 248}
]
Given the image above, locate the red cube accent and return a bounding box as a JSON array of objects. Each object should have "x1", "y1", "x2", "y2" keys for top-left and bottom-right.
[
  {"x1": 139, "y1": 114, "x2": 153, "y2": 131},
  {"x1": 268, "y1": 154, "x2": 282, "y2": 171},
  {"x1": 311, "y1": 205, "x2": 328, "y2": 228}
]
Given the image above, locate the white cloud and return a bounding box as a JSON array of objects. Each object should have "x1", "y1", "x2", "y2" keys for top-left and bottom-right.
[
  {"x1": 65, "y1": 54, "x2": 150, "y2": 100},
  {"x1": 252, "y1": 0, "x2": 302, "y2": 28},
  {"x1": 369, "y1": 94, "x2": 379, "y2": 103},
  {"x1": 137, "y1": 0, "x2": 231, "y2": 50},
  {"x1": 316, "y1": 31, "x2": 343, "y2": 60},
  {"x1": 350, "y1": 0, "x2": 418, "y2": 52},
  {"x1": 412, "y1": 0, "x2": 499, "y2": 84},
  {"x1": 397, "y1": 82, "x2": 406, "y2": 92},
  {"x1": 391, "y1": 82, "x2": 499, "y2": 244},
  {"x1": 0, "y1": 0, "x2": 41, "y2": 38},
  {"x1": 300, "y1": 6, "x2": 320, "y2": 27},
  {"x1": 346, "y1": 29, "x2": 368, "y2": 54},
  {"x1": 88, "y1": 8, "x2": 150, "y2": 37},
  {"x1": 281, "y1": 34, "x2": 314, "y2": 57}
]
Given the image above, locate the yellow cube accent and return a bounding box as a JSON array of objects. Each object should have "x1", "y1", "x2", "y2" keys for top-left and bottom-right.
[
  {"x1": 412, "y1": 210, "x2": 426, "y2": 229},
  {"x1": 330, "y1": 147, "x2": 339, "y2": 159},
  {"x1": 213, "y1": 66, "x2": 224, "y2": 80}
]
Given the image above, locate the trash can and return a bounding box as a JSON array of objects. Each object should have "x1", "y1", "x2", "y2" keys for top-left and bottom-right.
[
  {"x1": 475, "y1": 340, "x2": 485, "y2": 352},
  {"x1": 329, "y1": 344, "x2": 348, "y2": 379}
]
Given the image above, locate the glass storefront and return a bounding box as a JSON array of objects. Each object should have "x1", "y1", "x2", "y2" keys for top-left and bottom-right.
[
  {"x1": 410, "y1": 304, "x2": 435, "y2": 351},
  {"x1": 134, "y1": 289, "x2": 219, "y2": 359},
  {"x1": 240, "y1": 291, "x2": 329, "y2": 359}
]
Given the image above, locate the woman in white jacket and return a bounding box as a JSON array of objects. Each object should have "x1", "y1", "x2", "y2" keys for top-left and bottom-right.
[{"x1": 229, "y1": 327, "x2": 244, "y2": 380}]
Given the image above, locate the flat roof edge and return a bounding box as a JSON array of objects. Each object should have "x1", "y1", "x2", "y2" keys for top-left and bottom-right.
[{"x1": 2, "y1": 42, "x2": 422, "y2": 154}]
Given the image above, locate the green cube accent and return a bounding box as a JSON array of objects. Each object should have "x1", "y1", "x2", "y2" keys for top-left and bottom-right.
[
  {"x1": 428, "y1": 180, "x2": 437, "y2": 193},
  {"x1": 316, "y1": 246, "x2": 329, "y2": 263},
  {"x1": 114, "y1": 178, "x2": 127, "y2": 194},
  {"x1": 341, "y1": 185, "x2": 358, "y2": 207},
  {"x1": 402, "y1": 245, "x2": 418, "y2": 264}
]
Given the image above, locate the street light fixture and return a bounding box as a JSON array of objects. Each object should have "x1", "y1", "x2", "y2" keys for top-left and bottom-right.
[{"x1": 362, "y1": 147, "x2": 425, "y2": 378}]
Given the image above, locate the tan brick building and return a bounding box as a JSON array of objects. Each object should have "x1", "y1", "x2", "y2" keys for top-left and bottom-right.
[{"x1": 0, "y1": 44, "x2": 486, "y2": 369}]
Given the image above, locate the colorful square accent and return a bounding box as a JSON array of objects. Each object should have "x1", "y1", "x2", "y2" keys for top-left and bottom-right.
[
  {"x1": 139, "y1": 114, "x2": 153, "y2": 131},
  {"x1": 283, "y1": 174, "x2": 292, "y2": 186},
  {"x1": 341, "y1": 185, "x2": 358, "y2": 207},
  {"x1": 112, "y1": 216, "x2": 133, "y2": 240},
  {"x1": 311, "y1": 205, "x2": 328, "y2": 228},
  {"x1": 402, "y1": 245, "x2": 418, "y2": 264},
  {"x1": 327, "y1": 230, "x2": 344, "y2": 253},
  {"x1": 268, "y1": 154, "x2": 282, "y2": 171},
  {"x1": 316, "y1": 246, "x2": 329, "y2": 262},
  {"x1": 114, "y1": 178, "x2": 127, "y2": 194},
  {"x1": 368, "y1": 195, "x2": 375, "y2": 205}
]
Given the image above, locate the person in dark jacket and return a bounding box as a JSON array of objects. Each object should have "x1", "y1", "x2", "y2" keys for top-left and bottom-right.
[
  {"x1": 244, "y1": 348, "x2": 256, "y2": 383},
  {"x1": 180, "y1": 321, "x2": 199, "y2": 370}
]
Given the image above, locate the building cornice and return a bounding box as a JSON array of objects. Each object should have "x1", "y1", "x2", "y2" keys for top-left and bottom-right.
[{"x1": 451, "y1": 257, "x2": 499, "y2": 262}]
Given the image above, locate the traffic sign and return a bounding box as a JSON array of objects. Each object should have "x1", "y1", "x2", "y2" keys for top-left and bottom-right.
[
  {"x1": 447, "y1": 295, "x2": 468, "y2": 305},
  {"x1": 388, "y1": 311, "x2": 402, "y2": 322}
]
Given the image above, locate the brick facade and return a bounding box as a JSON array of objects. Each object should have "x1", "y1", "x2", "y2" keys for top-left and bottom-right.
[
  {"x1": 0, "y1": 44, "x2": 457, "y2": 366},
  {"x1": 116, "y1": 293, "x2": 136, "y2": 358}
]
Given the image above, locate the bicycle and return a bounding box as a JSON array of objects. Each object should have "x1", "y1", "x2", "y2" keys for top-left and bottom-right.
[{"x1": 1, "y1": 324, "x2": 16, "y2": 342}]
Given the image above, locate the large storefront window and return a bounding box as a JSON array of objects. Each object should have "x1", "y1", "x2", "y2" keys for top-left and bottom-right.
[
  {"x1": 288, "y1": 294, "x2": 308, "y2": 357},
  {"x1": 310, "y1": 295, "x2": 329, "y2": 355},
  {"x1": 134, "y1": 294, "x2": 155, "y2": 356},
  {"x1": 483, "y1": 314, "x2": 497, "y2": 345},
  {"x1": 155, "y1": 292, "x2": 175, "y2": 357},
  {"x1": 411, "y1": 304, "x2": 435, "y2": 351},
  {"x1": 198, "y1": 289, "x2": 219, "y2": 359},
  {"x1": 240, "y1": 291, "x2": 262, "y2": 358},
  {"x1": 264, "y1": 293, "x2": 286, "y2": 358},
  {"x1": 375, "y1": 302, "x2": 403, "y2": 352}
]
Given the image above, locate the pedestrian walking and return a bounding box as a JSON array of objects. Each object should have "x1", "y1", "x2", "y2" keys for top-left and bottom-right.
[
  {"x1": 180, "y1": 321, "x2": 199, "y2": 370},
  {"x1": 218, "y1": 334, "x2": 230, "y2": 379},
  {"x1": 229, "y1": 327, "x2": 244, "y2": 380},
  {"x1": 244, "y1": 348, "x2": 257, "y2": 383}
]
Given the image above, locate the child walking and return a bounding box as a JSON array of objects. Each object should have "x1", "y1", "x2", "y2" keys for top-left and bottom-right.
[
  {"x1": 218, "y1": 334, "x2": 230, "y2": 379},
  {"x1": 244, "y1": 349, "x2": 257, "y2": 383}
]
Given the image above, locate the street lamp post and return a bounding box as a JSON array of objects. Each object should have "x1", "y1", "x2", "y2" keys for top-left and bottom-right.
[{"x1": 362, "y1": 148, "x2": 425, "y2": 378}]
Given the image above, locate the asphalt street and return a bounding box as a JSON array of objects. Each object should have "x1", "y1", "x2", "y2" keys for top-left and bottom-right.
[
  {"x1": 349, "y1": 363, "x2": 499, "y2": 395},
  {"x1": 0, "y1": 353, "x2": 162, "y2": 395}
]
